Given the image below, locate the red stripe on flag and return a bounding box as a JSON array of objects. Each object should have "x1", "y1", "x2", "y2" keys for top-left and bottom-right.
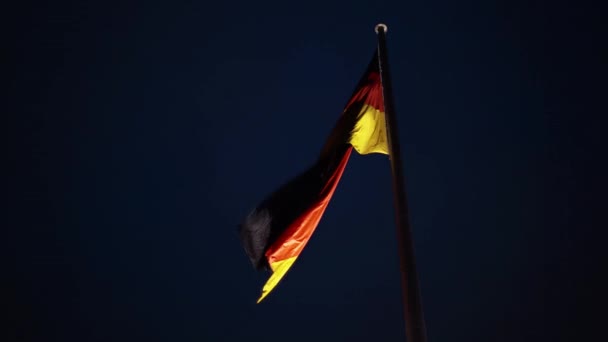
[{"x1": 265, "y1": 147, "x2": 353, "y2": 265}]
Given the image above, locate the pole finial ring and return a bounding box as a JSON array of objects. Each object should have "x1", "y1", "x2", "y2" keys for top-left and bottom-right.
[{"x1": 375, "y1": 23, "x2": 388, "y2": 34}]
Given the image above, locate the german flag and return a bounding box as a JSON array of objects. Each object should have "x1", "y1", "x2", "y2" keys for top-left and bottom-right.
[{"x1": 238, "y1": 51, "x2": 388, "y2": 303}]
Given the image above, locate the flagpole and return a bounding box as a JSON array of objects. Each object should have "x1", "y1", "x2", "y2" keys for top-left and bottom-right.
[{"x1": 375, "y1": 23, "x2": 428, "y2": 342}]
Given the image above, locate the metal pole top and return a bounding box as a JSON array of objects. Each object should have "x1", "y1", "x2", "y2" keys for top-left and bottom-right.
[{"x1": 375, "y1": 23, "x2": 388, "y2": 34}]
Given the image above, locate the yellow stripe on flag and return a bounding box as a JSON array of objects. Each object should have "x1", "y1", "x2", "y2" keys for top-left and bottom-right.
[
  {"x1": 257, "y1": 257, "x2": 298, "y2": 303},
  {"x1": 349, "y1": 104, "x2": 388, "y2": 155}
]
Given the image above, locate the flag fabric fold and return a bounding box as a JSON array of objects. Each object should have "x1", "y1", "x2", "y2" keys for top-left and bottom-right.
[{"x1": 238, "y1": 50, "x2": 388, "y2": 302}]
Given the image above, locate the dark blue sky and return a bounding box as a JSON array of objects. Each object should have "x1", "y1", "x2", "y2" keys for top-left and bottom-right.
[{"x1": 6, "y1": 0, "x2": 604, "y2": 341}]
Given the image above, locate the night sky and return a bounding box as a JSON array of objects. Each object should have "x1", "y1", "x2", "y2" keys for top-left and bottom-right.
[{"x1": 5, "y1": 0, "x2": 605, "y2": 341}]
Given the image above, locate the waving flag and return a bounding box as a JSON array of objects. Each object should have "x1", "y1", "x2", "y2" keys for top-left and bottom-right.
[{"x1": 239, "y1": 51, "x2": 387, "y2": 303}]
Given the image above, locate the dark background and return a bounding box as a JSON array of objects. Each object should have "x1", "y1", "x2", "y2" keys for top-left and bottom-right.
[{"x1": 5, "y1": 0, "x2": 605, "y2": 341}]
